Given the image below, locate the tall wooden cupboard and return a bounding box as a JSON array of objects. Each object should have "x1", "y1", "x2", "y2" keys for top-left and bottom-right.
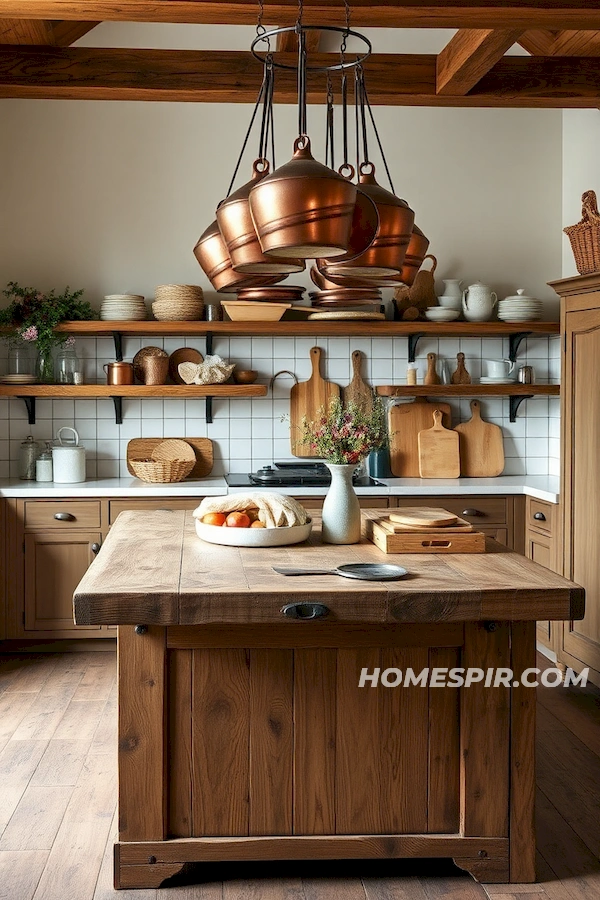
[{"x1": 551, "y1": 273, "x2": 600, "y2": 688}]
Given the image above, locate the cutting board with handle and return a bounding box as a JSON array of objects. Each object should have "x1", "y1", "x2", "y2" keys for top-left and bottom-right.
[
  {"x1": 342, "y1": 350, "x2": 373, "y2": 413},
  {"x1": 290, "y1": 346, "x2": 340, "y2": 457},
  {"x1": 389, "y1": 398, "x2": 451, "y2": 477},
  {"x1": 389, "y1": 507, "x2": 459, "y2": 528},
  {"x1": 418, "y1": 410, "x2": 461, "y2": 478},
  {"x1": 127, "y1": 438, "x2": 213, "y2": 478},
  {"x1": 454, "y1": 399, "x2": 505, "y2": 477}
]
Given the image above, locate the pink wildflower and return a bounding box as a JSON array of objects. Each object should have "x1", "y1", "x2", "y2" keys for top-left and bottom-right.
[
  {"x1": 21, "y1": 325, "x2": 38, "y2": 342},
  {"x1": 65, "y1": 336, "x2": 76, "y2": 348}
]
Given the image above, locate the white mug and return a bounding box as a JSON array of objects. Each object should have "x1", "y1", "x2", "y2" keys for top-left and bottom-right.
[{"x1": 483, "y1": 358, "x2": 515, "y2": 378}]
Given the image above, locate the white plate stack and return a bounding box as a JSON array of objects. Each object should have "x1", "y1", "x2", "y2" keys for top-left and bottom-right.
[
  {"x1": 100, "y1": 294, "x2": 147, "y2": 321},
  {"x1": 497, "y1": 289, "x2": 542, "y2": 322}
]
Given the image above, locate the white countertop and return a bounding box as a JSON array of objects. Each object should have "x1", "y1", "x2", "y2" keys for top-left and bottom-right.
[{"x1": 0, "y1": 475, "x2": 560, "y2": 504}]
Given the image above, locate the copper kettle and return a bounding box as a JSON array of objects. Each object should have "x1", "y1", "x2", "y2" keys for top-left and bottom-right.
[
  {"x1": 248, "y1": 136, "x2": 358, "y2": 259},
  {"x1": 193, "y1": 220, "x2": 284, "y2": 293},
  {"x1": 216, "y1": 159, "x2": 305, "y2": 276},
  {"x1": 320, "y1": 163, "x2": 414, "y2": 277}
]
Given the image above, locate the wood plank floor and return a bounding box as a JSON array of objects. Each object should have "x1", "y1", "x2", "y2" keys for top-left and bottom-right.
[{"x1": 0, "y1": 651, "x2": 599, "y2": 900}]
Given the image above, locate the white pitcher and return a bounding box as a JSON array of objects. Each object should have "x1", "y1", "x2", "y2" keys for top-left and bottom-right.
[
  {"x1": 462, "y1": 281, "x2": 498, "y2": 322},
  {"x1": 441, "y1": 279, "x2": 463, "y2": 302}
]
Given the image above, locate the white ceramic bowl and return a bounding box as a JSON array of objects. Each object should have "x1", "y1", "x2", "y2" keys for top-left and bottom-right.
[
  {"x1": 195, "y1": 517, "x2": 313, "y2": 547},
  {"x1": 425, "y1": 308, "x2": 461, "y2": 322}
]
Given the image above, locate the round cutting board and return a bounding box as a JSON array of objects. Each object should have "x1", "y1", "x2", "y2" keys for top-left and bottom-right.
[{"x1": 389, "y1": 507, "x2": 458, "y2": 528}]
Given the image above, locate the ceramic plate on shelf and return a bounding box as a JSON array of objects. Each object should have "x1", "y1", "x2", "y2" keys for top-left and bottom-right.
[
  {"x1": 0, "y1": 375, "x2": 37, "y2": 383},
  {"x1": 195, "y1": 517, "x2": 313, "y2": 547}
]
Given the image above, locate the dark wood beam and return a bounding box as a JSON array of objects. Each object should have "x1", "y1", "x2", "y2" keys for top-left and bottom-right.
[
  {"x1": 51, "y1": 21, "x2": 100, "y2": 45},
  {"x1": 1, "y1": 47, "x2": 600, "y2": 107},
  {"x1": 2, "y1": 2, "x2": 600, "y2": 31},
  {"x1": 276, "y1": 28, "x2": 321, "y2": 53},
  {"x1": 0, "y1": 18, "x2": 55, "y2": 43},
  {"x1": 437, "y1": 28, "x2": 523, "y2": 95}
]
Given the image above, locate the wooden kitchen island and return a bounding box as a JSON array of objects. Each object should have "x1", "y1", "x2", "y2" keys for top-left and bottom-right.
[{"x1": 73, "y1": 509, "x2": 584, "y2": 891}]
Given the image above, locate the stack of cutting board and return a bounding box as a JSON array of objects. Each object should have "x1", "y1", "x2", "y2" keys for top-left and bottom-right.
[{"x1": 362, "y1": 507, "x2": 486, "y2": 553}]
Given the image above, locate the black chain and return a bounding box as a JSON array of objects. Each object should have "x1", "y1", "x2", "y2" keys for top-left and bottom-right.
[
  {"x1": 225, "y1": 62, "x2": 269, "y2": 197},
  {"x1": 325, "y1": 75, "x2": 335, "y2": 169},
  {"x1": 340, "y1": 0, "x2": 351, "y2": 57},
  {"x1": 297, "y1": 28, "x2": 308, "y2": 135},
  {"x1": 256, "y1": 0, "x2": 270, "y2": 53}
]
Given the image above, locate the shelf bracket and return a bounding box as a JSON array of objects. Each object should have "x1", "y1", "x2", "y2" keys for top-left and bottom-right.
[
  {"x1": 508, "y1": 331, "x2": 532, "y2": 364},
  {"x1": 111, "y1": 396, "x2": 123, "y2": 425},
  {"x1": 18, "y1": 396, "x2": 36, "y2": 425},
  {"x1": 206, "y1": 332, "x2": 214, "y2": 356},
  {"x1": 112, "y1": 331, "x2": 124, "y2": 362},
  {"x1": 205, "y1": 396, "x2": 214, "y2": 424},
  {"x1": 509, "y1": 394, "x2": 533, "y2": 422},
  {"x1": 407, "y1": 332, "x2": 425, "y2": 363}
]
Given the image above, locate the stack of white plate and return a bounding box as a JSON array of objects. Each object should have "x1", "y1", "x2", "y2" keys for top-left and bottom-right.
[
  {"x1": 0, "y1": 374, "x2": 37, "y2": 384},
  {"x1": 497, "y1": 289, "x2": 542, "y2": 323},
  {"x1": 100, "y1": 294, "x2": 147, "y2": 321}
]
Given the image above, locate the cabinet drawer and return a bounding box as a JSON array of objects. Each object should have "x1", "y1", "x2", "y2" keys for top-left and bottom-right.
[
  {"x1": 109, "y1": 498, "x2": 202, "y2": 524},
  {"x1": 23, "y1": 500, "x2": 101, "y2": 529},
  {"x1": 395, "y1": 496, "x2": 508, "y2": 525},
  {"x1": 527, "y1": 498, "x2": 554, "y2": 536}
]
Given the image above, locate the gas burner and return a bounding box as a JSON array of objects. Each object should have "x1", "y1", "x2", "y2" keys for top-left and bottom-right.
[{"x1": 226, "y1": 462, "x2": 383, "y2": 489}]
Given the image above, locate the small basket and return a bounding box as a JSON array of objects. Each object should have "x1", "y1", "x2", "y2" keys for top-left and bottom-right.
[
  {"x1": 564, "y1": 190, "x2": 600, "y2": 275},
  {"x1": 130, "y1": 457, "x2": 194, "y2": 483}
]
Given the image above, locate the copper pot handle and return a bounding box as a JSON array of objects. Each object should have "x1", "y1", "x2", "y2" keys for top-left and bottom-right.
[
  {"x1": 253, "y1": 157, "x2": 270, "y2": 177},
  {"x1": 338, "y1": 162, "x2": 355, "y2": 180},
  {"x1": 359, "y1": 160, "x2": 376, "y2": 177},
  {"x1": 294, "y1": 134, "x2": 311, "y2": 154}
]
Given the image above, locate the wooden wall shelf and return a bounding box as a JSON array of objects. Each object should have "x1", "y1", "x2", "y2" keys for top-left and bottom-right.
[{"x1": 376, "y1": 383, "x2": 560, "y2": 421}]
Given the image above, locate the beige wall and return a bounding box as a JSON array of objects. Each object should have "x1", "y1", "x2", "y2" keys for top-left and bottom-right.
[{"x1": 0, "y1": 24, "x2": 562, "y2": 316}]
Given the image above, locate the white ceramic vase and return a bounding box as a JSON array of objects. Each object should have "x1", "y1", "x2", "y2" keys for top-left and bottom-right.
[{"x1": 322, "y1": 463, "x2": 361, "y2": 545}]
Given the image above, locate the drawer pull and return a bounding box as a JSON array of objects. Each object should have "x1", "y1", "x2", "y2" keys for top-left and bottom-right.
[
  {"x1": 54, "y1": 512, "x2": 76, "y2": 521},
  {"x1": 462, "y1": 508, "x2": 484, "y2": 517},
  {"x1": 91, "y1": 542, "x2": 101, "y2": 555},
  {"x1": 533, "y1": 511, "x2": 546, "y2": 522},
  {"x1": 281, "y1": 602, "x2": 329, "y2": 620}
]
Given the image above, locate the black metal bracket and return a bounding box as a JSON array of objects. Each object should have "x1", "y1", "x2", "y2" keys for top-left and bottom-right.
[
  {"x1": 508, "y1": 331, "x2": 532, "y2": 364},
  {"x1": 111, "y1": 396, "x2": 123, "y2": 425},
  {"x1": 407, "y1": 332, "x2": 425, "y2": 363},
  {"x1": 509, "y1": 394, "x2": 533, "y2": 422},
  {"x1": 18, "y1": 396, "x2": 36, "y2": 425},
  {"x1": 112, "y1": 331, "x2": 123, "y2": 362},
  {"x1": 206, "y1": 331, "x2": 214, "y2": 356},
  {"x1": 206, "y1": 396, "x2": 213, "y2": 424}
]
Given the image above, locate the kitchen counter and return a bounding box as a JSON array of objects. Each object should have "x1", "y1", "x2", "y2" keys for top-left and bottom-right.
[
  {"x1": 74, "y1": 509, "x2": 582, "y2": 890},
  {"x1": 0, "y1": 475, "x2": 560, "y2": 503}
]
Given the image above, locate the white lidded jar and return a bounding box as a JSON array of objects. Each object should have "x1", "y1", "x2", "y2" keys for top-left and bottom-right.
[
  {"x1": 35, "y1": 442, "x2": 53, "y2": 482},
  {"x1": 52, "y1": 426, "x2": 86, "y2": 483}
]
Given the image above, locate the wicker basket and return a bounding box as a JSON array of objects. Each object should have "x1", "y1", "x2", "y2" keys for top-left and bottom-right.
[
  {"x1": 130, "y1": 457, "x2": 194, "y2": 483},
  {"x1": 564, "y1": 191, "x2": 600, "y2": 275}
]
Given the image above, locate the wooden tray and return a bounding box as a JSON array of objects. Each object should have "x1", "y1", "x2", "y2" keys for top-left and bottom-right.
[
  {"x1": 362, "y1": 514, "x2": 486, "y2": 554},
  {"x1": 379, "y1": 517, "x2": 475, "y2": 534},
  {"x1": 127, "y1": 438, "x2": 213, "y2": 479}
]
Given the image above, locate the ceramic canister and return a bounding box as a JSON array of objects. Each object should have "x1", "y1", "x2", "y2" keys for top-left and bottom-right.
[{"x1": 53, "y1": 426, "x2": 86, "y2": 484}]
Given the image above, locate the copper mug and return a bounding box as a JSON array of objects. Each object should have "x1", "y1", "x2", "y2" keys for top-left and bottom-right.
[{"x1": 103, "y1": 361, "x2": 134, "y2": 385}]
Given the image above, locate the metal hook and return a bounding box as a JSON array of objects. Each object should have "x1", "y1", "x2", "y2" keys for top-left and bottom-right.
[{"x1": 269, "y1": 370, "x2": 299, "y2": 390}]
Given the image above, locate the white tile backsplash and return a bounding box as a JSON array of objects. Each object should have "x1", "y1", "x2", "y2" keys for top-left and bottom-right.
[{"x1": 0, "y1": 333, "x2": 559, "y2": 478}]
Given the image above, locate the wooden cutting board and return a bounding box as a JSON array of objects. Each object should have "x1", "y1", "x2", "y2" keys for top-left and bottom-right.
[
  {"x1": 454, "y1": 399, "x2": 505, "y2": 477},
  {"x1": 418, "y1": 410, "x2": 460, "y2": 478},
  {"x1": 381, "y1": 518, "x2": 474, "y2": 534},
  {"x1": 290, "y1": 346, "x2": 340, "y2": 457},
  {"x1": 389, "y1": 507, "x2": 458, "y2": 527},
  {"x1": 127, "y1": 438, "x2": 213, "y2": 478},
  {"x1": 342, "y1": 350, "x2": 373, "y2": 413},
  {"x1": 389, "y1": 398, "x2": 451, "y2": 477},
  {"x1": 363, "y1": 516, "x2": 485, "y2": 554}
]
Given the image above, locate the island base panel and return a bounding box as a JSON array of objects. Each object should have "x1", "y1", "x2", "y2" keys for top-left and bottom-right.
[{"x1": 116, "y1": 622, "x2": 536, "y2": 888}]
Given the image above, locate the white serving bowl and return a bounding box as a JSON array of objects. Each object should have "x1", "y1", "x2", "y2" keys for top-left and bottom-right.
[
  {"x1": 425, "y1": 308, "x2": 461, "y2": 322},
  {"x1": 195, "y1": 517, "x2": 313, "y2": 547}
]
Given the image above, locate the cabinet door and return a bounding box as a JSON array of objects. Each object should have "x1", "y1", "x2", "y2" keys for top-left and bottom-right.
[
  {"x1": 562, "y1": 308, "x2": 600, "y2": 674},
  {"x1": 479, "y1": 527, "x2": 508, "y2": 546},
  {"x1": 24, "y1": 531, "x2": 101, "y2": 633},
  {"x1": 526, "y1": 528, "x2": 554, "y2": 649}
]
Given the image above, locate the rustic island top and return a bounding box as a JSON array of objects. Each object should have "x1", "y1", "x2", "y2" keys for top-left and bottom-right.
[{"x1": 73, "y1": 510, "x2": 584, "y2": 627}]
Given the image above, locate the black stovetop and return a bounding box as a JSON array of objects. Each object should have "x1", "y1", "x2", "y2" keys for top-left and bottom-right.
[{"x1": 225, "y1": 462, "x2": 383, "y2": 488}]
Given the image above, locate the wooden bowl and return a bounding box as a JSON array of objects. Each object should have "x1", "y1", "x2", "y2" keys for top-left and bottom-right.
[{"x1": 233, "y1": 369, "x2": 258, "y2": 384}]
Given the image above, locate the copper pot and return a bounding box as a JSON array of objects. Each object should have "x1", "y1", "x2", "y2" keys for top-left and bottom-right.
[
  {"x1": 398, "y1": 223, "x2": 430, "y2": 286},
  {"x1": 248, "y1": 136, "x2": 357, "y2": 259},
  {"x1": 319, "y1": 163, "x2": 414, "y2": 277},
  {"x1": 193, "y1": 220, "x2": 285, "y2": 293},
  {"x1": 216, "y1": 159, "x2": 305, "y2": 276},
  {"x1": 103, "y1": 362, "x2": 134, "y2": 385}
]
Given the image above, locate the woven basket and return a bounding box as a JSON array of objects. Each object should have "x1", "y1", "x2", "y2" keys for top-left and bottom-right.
[
  {"x1": 130, "y1": 457, "x2": 194, "y2": 483},
  {"x1": 564, "y1": 191, "x2": 600, "y2": 275}
]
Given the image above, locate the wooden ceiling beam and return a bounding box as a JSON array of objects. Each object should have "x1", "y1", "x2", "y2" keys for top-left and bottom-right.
[
  {"x1": 437, "y1": 28, "x2": 523, "y2": 95},
  {"x1": 276, "y1": 28, "x2": 321, "y2": 53},
  {"x1": 2, "y1": 47, "x2": 600, "y2": 108},
  {"x1": 51, "y1": 21, "x2": 100, "y2": 45},
  {"x1": 2, "y1": 2, "x2": 600, "y2": 31},
  {"x1": 519, "y1": 29, "x2": 600, "y2": 56},
  {"x1": 0, "y1": 18, "x2": 55, "y2": 44}
]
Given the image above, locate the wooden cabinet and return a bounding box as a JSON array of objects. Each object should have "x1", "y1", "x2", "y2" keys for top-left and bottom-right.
[
  {"x1": 523, "y1": 496, "x2": 559, "y2": 651},
  {"x1": 551, "y1": 273, "x2": 600, "y2": 687}
]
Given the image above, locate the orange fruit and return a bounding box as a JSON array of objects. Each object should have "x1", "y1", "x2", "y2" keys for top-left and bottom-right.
[
  {"x1": 202, "y1": 512, "x2": 227, "y2": 527},
  {"x1": 225, "y1": 511, "x2": 251, "y2": 528},
  {"x1": 250, "y1": 520, "x2": 266, "y2": 528}
]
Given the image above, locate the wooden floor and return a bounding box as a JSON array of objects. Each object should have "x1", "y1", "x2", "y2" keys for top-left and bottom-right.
[{"x1": 0, "y1": 651, "x2": 599, "y2": 900}]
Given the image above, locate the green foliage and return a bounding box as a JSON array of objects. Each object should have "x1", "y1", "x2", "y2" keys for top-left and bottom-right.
[
  {"x1": 0, "y1": 281, "x2": 96, "y2": 352},
  {"x1": 301, "y1": 396, "x2": 387, "y2": 465}
]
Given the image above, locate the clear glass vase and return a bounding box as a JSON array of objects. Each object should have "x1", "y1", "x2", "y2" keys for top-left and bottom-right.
[
  {"x1": 321, "y1": 463, "x2": 361, "y2": 545},
  {"x1": 35, "y1": 347, "x2": 55, "y2": 384}
]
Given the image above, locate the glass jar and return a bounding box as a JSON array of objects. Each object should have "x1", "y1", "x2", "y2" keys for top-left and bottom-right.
[
  {"x1": 19, "y1": 435, "x2": 41, "y2": 481},
  {"x1": 36, "y1": 347, "x2": 55, "y2": 384},
  {"x1": 55, "y1": 346, "x2": 80, "y2": 384},
  {"x1": 8, "y1": 342, "x2": 34, "y2": 376},
  {"x1": 35, "y1": 442, "x2": 53, "y2": 482}
]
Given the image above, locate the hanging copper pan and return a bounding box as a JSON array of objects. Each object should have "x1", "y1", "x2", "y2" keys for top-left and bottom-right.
[
  {"x1": 193, "y1": 221, "x2": 284, "y2": 293},
  {"x1": 216, "y1": 159, "x2": 305, "y2": 276},
  {"x1": 327, "y1": 163, "x2": 379, "y2": 263},
  {"x1": 398, "y1": 224, "x2": 430, "y2": 286},
  {"x1": 248, "y1": 136, "x2": 357, "y2": 259},
  {"x1": 319, "y1": 162, "x2": 414, "y2": 277}
]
